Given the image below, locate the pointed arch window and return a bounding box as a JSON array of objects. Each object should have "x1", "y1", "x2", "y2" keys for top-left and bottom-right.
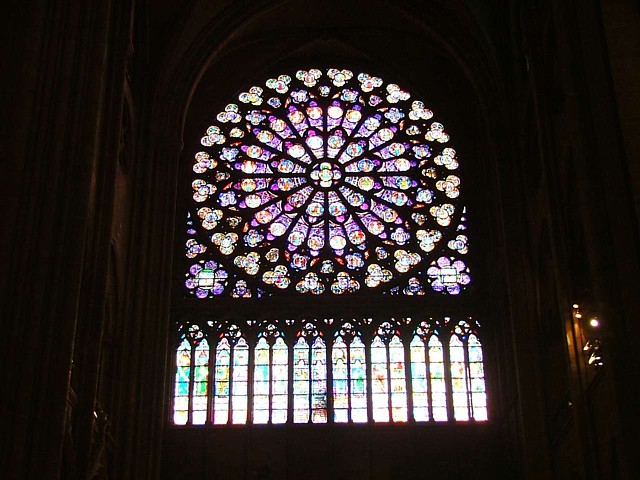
[{"x1": 172, "y1": 67, "x2": 487, "y2": 426}]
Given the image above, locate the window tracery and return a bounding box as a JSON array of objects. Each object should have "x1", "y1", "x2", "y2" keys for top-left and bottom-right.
[
  {"x1": 173, "y1": 68, "x2": 486, "y2": 427},
  {"x1": 171, "y1": 317, "x2": 486, "y2": 425},
  {"x1": 183, "y1": 68, "x2": 470, "y2": 298}
]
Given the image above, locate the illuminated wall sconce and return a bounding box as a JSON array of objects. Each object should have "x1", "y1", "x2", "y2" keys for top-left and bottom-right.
[{"x1": 573, "y1": 304, "x2": 604, "y2": 368}]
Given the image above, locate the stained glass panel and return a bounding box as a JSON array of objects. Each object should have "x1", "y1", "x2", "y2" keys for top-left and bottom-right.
[
  {"x1": 371, "y1": 336, "x2": 389, "y2": 422},
  {"x1": 389, "y1": 336, "x2": 408, "y2": 422},
  {"x1": 293, "y1": 337, "x2": 310, "y2": 423},
  {"x1": 271, "y1": 337, "x2": 289, "y2": 424},
  {"x1": 172, "y1": 318, "x2": 486, "y2": 426},
  {"x1": 173, "y1": 338, "x2": 191, "y2": 425},
  {"x1": 468, "y1": 334, "x2": 487, "y2": 420},
  {"x1": 253, "y1": 337, "x2": 270, "y2": 424},
  {"x1": 232, "y1": 338, "x2": 249, "y2": 424},
  {"x1": 213, "y1": 338, "x2": 230, "y2": 424},
  {"x1": 450, "y1": 335, "x2": 469, "y2": 421},
  {"x1": 410, "y1": 336, "x2": 429, "y2": 421},
  {"x1": 350, "y1": 337, "x2": 368, "y2": 422},
  {"x1": 332, "y1": 336, "x2": 349, "y2": 423},
  {"x1": 191, "y1": 339, "x2": 210, "y2": 424},
  {"x1": 429, "y1": 336, "x2": 448, "y2": 421},
  {"x1": 311, "y1": 337, "x2": 328, "y2": 423}
]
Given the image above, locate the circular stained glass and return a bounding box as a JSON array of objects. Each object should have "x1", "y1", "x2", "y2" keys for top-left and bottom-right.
[{"x1": 185, "y1": 68, "x2": 470, "y2": 297}]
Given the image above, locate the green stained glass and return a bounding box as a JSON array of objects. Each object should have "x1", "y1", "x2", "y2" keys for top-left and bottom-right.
[
  {"x1": 191, "y1": 339, "x2": 209, "y2": 425},
  {"x1": 173, "y1": 338, "x2": 191, "y2": 425}
]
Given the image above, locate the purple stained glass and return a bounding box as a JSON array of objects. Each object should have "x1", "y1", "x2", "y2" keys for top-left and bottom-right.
[{"x1": 185, "y1": 68, "x2": 471, "y2": 296}]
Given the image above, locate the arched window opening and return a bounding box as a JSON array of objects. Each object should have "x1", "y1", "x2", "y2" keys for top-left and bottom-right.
[
  {"x1": 173, "y1": 67, "x2": 487, "y2": 427},
  {"x1": 172, "y1": 325, "x2": 209, "y2": 425},
  {"x1": 293, "y1": 322, "x2": 328, "y2": 423}
]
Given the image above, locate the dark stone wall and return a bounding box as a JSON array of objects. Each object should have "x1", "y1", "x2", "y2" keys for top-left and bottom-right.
[{"x1": 1, "y1": 1, "x2": 638, "y2": 479}]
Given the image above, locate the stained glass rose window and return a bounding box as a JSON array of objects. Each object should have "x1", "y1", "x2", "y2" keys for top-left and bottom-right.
[{"x1": 184, "y1": 68, "x2": 470, "y2": 297}]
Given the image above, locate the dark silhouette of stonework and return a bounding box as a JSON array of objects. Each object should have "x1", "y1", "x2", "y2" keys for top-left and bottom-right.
[{"x1": 1, "y1": 1, "x2": 639, "y2": 479}]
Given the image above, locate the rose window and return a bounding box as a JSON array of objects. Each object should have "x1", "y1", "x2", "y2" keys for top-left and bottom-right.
[{"x1": 184, "y1": 68, "x2": 471, "y2": 297}]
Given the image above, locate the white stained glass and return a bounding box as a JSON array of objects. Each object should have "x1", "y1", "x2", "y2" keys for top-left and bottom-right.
[
  {"x1": 271, "y1": 337, "x2": 288, "y2": 424},
  {"x1": 332, "y1": 337, "x2": 349, "y2": 422},
  {"x1": 371, "y1": 336, "x2": 389, "y2": 422},
  {"x1": 450, "y1": 335, "x2": 469, "y2": 421},
  {"x1": 253, "y1": 337, "x2": 270, "y2": 424},
  {"x1": 410, "y1": 336, "x2": 429, "y2": 421},
  {"x1": 213, "y1": 338, "x2": 230, "y2": 424},
  {"x1": 350, "y1": 337, "x2": 368, "y2": 422},
  {"x1": 173, "y1": 338, "x2": 191, "y2": 425},
  {"x1": 311, "y1": 337, "x2": 328, "y2": 423},
  {"x1": 389, "y1": 336, "x2": 407, "y2": 422},
  {"x1": 232, "y1": 338, "x2": 249, "y2": 424},
  {"x1": 293, "y1": 337, "x2": 310, "y2": 423},
  {"x1": 468, "y1": 334, "x2": 487, "y2": 421},
  {"x1": 429, "y1": 336, "x2": 448, "y2": 422}
]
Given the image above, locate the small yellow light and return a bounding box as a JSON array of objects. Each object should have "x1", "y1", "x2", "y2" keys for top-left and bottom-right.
[
  {"x1": 589, "y1": 318, "x2": 600, "y2": 328},
  {"x1": 573, "y1": 304, "x2": 579, "y2": 309},
  {"x1": 575, "y1": 313, "x2": 582, "y2": 319}
]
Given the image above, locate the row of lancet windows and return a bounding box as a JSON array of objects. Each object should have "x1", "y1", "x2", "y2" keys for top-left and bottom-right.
[{"x1": 172, "y1": 318, "x2": 487, "y2": 425}]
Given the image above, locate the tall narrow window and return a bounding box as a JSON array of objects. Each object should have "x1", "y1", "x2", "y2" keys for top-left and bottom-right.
[
  {"x1": 173, "y1": 338, "x2": 191, "y2": 425},
  {"x1": 332, "y1": 323, "x2": 368, "y2": 423},
  {"x1": 389, "y1": 336, "x2": 408, "y2": 422},
  {"x1": 468, "y1": 334, "x2": 487, "y2": 420},
  {"x1": 172, "y1": 325, "x2": 209, "y2": 425},
  {"x1": 192, "y1": 339, "x2": 210, "y2": 424},
  {"x1": 293, "y1": 323, "x2": 328, "y2": 424},
  {"x1": 213, "y1": 338, "x2": 230, "y2": 424},
  {"x1": 332, "y1": 336, "x2": 349, "y2": 422},
  {"x1": 370, "y1": 335, "x2": 389, "y2": 422},
  {"x1": 410, "y1": 335, "x2": 429, "y2": 421},
  {"x1": 231, "y1": 337, "x2": 250, "y2": 423},
  {"x1": 310, "y1": 337, "x2": 328, "y2": 422},
  {"x1": 349, "y1": 337, "x2": 368, "y2": 422},
  {"x1": 293, "y1": 336, "x2": 311, "y2": 423},
  {"x1": 450, "y1": 334, "x2": 469, "y2": 421},
  {"x1": 271, "y1": 337, "x2": 289, "y2": 423},
  {"x1": 429, "y1": 335, "x2": 448, "y2": 421},
  {"x1": 370, "y1": 322, "x2": 408, "y2": 422},
  {"x1": 253, "y1": 337, "x2": 270, "y2": 424}
]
